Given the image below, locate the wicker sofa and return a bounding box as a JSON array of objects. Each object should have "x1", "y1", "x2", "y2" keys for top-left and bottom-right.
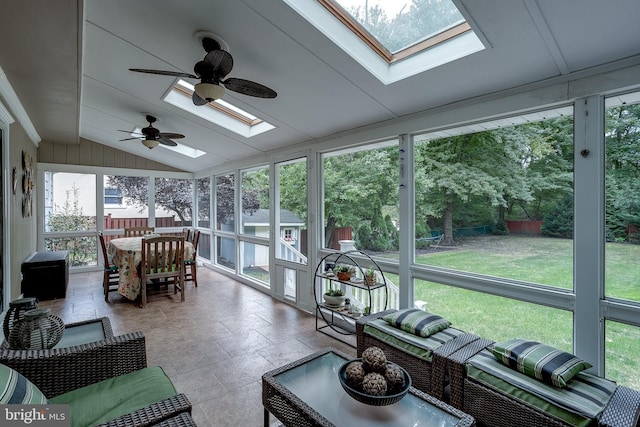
[
  {"x1": 0, "y1": 317, "x2": 192, "y2": 427},
  {"x1": 357, "y1": 309, "x2": 640, "y2": 427}
]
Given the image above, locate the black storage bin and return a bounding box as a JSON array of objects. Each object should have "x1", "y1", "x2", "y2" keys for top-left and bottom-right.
[{"x1": 21, "y1": 251, "x2": 69, "y2": 300}]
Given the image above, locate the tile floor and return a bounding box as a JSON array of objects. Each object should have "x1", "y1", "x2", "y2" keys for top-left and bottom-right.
[{"x1": 39, "y1": 267, "x2": 356, "y2": 427}]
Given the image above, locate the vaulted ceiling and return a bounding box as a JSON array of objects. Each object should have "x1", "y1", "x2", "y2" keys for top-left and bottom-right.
[{"x1": 1, "y1": 0, "x2": 639, "y2": 173}]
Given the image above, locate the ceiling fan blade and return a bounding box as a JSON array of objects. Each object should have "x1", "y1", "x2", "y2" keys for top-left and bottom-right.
[
  {"x1": 129, "y1": 68, "x2": 198, "y2": 79},
  {"x1": 192, "y1": 91, "x2": 208, "y2": 106},
  {"x1": 222, "y1": 78, "x2": 277, "y2": 98},
  {"x1": 118, "y1": 137, "x2": 141, "y2": 141},
  {"x1": 117, "y1": 129, "x2": 143, "y2": 135},
  {"x1": 204, "y1": 50, "x2": 233, "y2": 79},
  {"x1": 158, "y1": 137, "x2": 178, "y2": 147},
  {"x1": 159, "y1": 132, "x2": 185, "y2": 140}
]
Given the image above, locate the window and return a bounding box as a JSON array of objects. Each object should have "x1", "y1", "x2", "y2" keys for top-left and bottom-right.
[
  {"x1": 104, "y1": 187, "x2": 123, "y2": 205},
  {"x1": 415, "y1": 279, "x2": 573, "y2": 350},
  {"x1": 104, "y1": 175, "x2": 149, "y2": 233},
  {"x1": 322, "y1": 141, "x2": 398, "y2": 259},
  {"x1": 277, "y1": 158, "x2": 308, "y2": 264},
  {"x1": 196, "y1": 177, "x2": 211, "y2": 228},
  {"x1": 413, "y1": 109, "x2": 574, "y2": 290},
  {"x1": 605, "y1": 92, "x2": 640, "y2": 303},
  {"x1": 285, "y1": 0, "x2": 484, "y2": 83},
  {"x1": 155, "y1": 177, "x2": 193, "y2": 229},
  {"x1": 323, "y1": 0, "x2": 468, "y2": 59},
  {"x1": 605, "y1": 320, "x2": 640, "y2": 389},
  {"x1": 216, "y1": 174, "x2": 235, "y2": 231},
  {"x1": 240, "y1": 167, "x2": 270, "y2": 235},
  {"x1": 43, "y1": 172, "x2": 97, "y2": 267},
  {"x1": 165, "y1": 80, "x2": 275, "y2": 138}
]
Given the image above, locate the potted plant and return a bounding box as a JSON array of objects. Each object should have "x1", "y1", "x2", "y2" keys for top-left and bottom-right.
[
  {"x1": 364, "y1": 267, "x2": 377, "y2": 286},
  {"x1": 323, "y1": 285, "x2": 346, "y2": 307},
  {"x1": 335, "y1": 264, "x2": 355, "y2": 281}
]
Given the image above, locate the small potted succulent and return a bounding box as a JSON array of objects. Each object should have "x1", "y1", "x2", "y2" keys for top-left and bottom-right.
[
  {"x1": 323, "y1": 284, "x2": 346, "y2": 306},
  {"x1": 364, "y1": 267, "x2": 377, "y2": 286},
  {"x1": 335, "y1": 264, "x2": 356, "y2": 281}
]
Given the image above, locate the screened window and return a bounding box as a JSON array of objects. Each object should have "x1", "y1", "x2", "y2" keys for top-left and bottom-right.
[
  {"x1": 240, "y1": 167, "x2": 270, "y2": 235},
  {"x1": 43, "y1": 172, "x2": 97, "y2": 267},
  {"x1": 196, "y1": 177, "x2": 211, "y2": 228},
  {"x1": 104, "y1": 175, "x2": 149, "y2": 233},
  {"x1": 413, "y1": 110, "x2": 575, "y2": 290},
  {"x1": 216, "y1": 174, "x2": 235, "y2": 231},
  {"x1": 605, "y1": 92, "x2": 640, "y2": 303},
  {"x1": 322, "y1": 141, "x2": 399, "y2": 259},
  {"x1": 277, "y1": 158, "x2": 308, "y2": 264},
  {"x1": 155, "y1": 177, "x2": 193, "y2": 229}
]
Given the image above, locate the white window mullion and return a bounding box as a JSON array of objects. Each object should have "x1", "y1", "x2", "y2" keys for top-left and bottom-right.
[{"x1": 573, "y1": 95, "x2": 605, "y2": 374}]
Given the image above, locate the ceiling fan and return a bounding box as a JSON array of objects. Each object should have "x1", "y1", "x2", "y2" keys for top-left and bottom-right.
[
  {"x1": 129, "y1": 35, "x2": 277, "y2": 105},
  {"x1": 118, "y1": 115, "x2": 184, "y2": 149}
]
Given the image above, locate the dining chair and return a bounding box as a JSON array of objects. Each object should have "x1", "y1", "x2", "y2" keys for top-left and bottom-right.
[
  {"x1": 124, "y1": 226, "x2": 155, "y2": 237},
  {"x1": 98, "y1": 231, "x2": 119, "y2": 302},
  {"x1": 184, "y1": 229, "x2": 200, "y2": 287},
  {"x1": 182, "y1": 227, "x2": 192, "y2": 242},
  {"x1": 140, "y1": 235, "x2": 185, "y2": 308}
]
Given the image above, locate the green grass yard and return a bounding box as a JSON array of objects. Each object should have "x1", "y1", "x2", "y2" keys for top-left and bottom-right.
[{"x1": 383, "y1": 235, "x2": 640, "y2": 389}]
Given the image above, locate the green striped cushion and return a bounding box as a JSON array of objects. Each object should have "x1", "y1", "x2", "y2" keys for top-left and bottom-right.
[
  {"x1": 0, "y1": 364, "x2": 48, "y2": 404},
  {"x1": 382, "y1": 308, "x2": 451, "y2": 338},
  {"x1": 491, "y1": 338, "x2": 592, "y2": 388},
  {"x1": 467, "y1": 350, "x2": 616, "y2": 425},
  {"x1": 364, "y1": 319, "x2": 464, "y2": 361}
]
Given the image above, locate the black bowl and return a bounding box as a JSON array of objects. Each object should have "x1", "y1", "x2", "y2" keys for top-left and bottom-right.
[{"x1": 338, "y1": 359, "x2": 411, "y2": 406}]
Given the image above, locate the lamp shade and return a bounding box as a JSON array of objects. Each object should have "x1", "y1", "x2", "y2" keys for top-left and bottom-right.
[
  {"x1": 194, "y1": 82, "x2": 225, "y2": 101},
  {"x1": 142, "y1": 138, "x2": 160, "y2": 149}
]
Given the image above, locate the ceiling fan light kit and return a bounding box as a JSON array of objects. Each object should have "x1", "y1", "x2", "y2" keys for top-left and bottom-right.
[
  {"x1": 195, "y1": 82, "x2": 226, "y2": 101},
  {"x1": 129, "y1": 33, "x2": 276, "y2": 104},
  {"x1": 118, "y1": 114, "x2": 184, "y2": 149},
  {"x1": 142, "y1": 138, "x2": 160, "y2": 149}
]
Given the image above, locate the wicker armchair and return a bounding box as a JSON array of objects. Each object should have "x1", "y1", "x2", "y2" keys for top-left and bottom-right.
[{"x1": 0, "y1": 317, "x2": 192, "y2": 427}]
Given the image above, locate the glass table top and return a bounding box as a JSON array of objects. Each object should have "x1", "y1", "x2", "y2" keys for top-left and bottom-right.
[{"x1": 273, "y1": 351, "x2": 461, "y2": 427}]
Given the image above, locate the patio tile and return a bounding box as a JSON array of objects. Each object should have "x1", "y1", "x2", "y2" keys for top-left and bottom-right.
[{"x1": 53, "y1": 267, "x2": 357, "y2": 427}]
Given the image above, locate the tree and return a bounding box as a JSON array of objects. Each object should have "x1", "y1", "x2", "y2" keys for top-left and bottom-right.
[
  {"x1": 415, "y1": 131, "x2": 528, "y2": 245},
  {"x1": 107, "y1": 174, "x2": 260, "y2": 228},
  {"x1": 605, "y1": 104, "x2": 640, "y2": 241},
  {"x1": 46, "y1": 184, "x2": 96, "y2": 266},
  {"x1": 320, "y1": 147, "x2": 398, "y2": 248}
]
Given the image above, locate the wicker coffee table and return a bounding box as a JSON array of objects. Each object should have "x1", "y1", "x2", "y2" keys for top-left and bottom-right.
[{"x1": 262, "y1": 348, "x2": 475, "y2": 427}]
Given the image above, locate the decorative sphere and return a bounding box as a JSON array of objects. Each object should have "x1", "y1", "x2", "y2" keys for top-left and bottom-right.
[
  {"x1": 362, "y1": 346, "x2": 387, "y2": 372},
  {"x1": 345, "y1": 361, "x2": 366, "y2": 389},
  {"x1": 362, "y1": 372, "x2": 388, "y2": 396},
  {"x1": 385, "y1": 363, "x2": 405, "y2": 393}
]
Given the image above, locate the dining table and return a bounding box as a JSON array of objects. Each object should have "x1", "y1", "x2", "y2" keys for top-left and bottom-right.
[{"x1": 108, "y1": 236, "x2": 194, "y2": 301}]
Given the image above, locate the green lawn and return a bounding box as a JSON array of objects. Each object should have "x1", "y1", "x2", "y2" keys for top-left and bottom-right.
[{"x1": 384, "y1": 235, "x2": 640, "y2": 389}]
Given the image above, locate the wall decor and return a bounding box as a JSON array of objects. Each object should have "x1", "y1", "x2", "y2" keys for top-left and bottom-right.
[
  {"x1": 21, "y1": 151, "x2": 33, "y2": 217},
  {"x1": 12, "y1": 167, "x2": 17, "y2": 195}
]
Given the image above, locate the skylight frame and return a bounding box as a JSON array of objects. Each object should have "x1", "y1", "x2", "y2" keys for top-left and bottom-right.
[{"x1": 319, "y1": 0, "x2": 471, "y2": 63}]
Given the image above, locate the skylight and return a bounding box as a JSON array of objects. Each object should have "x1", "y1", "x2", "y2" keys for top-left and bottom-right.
[
  {"x1": 163, "y1": 80, "x2": 275, "y2": 138},
  {"x1": 284, "y1": 0, "x2": 485, "y2": 84}
]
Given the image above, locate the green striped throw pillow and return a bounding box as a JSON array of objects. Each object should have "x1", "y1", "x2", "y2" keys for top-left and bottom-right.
[
  {"x1": 0, "y1": 364, "x2": 48, "y2": 404},
  {"x1": 490, "y1": 338, "x2": 592, "y2": 388},
  {"x1": 382, "y1": 308, "x2": 451, "y2": 338}
]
